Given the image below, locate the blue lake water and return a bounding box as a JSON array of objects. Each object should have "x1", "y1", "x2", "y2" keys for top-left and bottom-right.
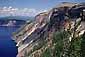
[{"x1": 0, "y1": 26, "x2": 19, "y2": 57}]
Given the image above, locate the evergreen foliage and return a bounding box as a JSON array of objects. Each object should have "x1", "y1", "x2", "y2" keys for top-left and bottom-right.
[{"x1": 41, "y1": 18, "x2": 85, "y2": 57}]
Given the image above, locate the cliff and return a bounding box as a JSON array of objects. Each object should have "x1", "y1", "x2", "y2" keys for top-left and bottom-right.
[{"x1": 13, "y1": 2, "x2": 85, "y2": 57}]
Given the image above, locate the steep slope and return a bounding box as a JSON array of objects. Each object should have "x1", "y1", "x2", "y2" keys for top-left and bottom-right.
[{"x1": 13, "y1": 2, "x2": 85, "y2": 57}]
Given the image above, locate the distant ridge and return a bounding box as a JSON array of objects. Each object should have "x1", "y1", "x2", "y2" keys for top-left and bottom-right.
[{"x1": 0, "y1": 16, "x2": 34, "y2": 20}]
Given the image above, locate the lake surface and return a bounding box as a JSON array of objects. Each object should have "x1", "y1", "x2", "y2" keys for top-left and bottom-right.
[{"x1": 0, "y1": 26, "x2": 20, "y2": 57}]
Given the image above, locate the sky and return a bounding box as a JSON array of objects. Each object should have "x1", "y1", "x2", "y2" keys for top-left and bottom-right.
[{"x1": 0, "y1": 0, "x2": 85, "y2": 17}]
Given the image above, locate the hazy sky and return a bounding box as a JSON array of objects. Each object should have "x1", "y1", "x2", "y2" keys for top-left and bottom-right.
[
  {"x1": 0, "y1": 0, "x2": 84, "y2": 17},
  {"x1": 0, "y1": 0, "x2": 84, "y2": 10}
]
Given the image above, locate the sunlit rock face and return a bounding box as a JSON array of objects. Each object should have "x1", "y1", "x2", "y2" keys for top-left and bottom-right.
[
  {"x1": 35, "y1": 13, "x2": 46, "y2": 24},
  {"x1": 12, "y1": 12, "x2": 49, "y2": 57},
  {"x1": 13, "y1": 2, "x2": 85, "y2": 57},
  {"x1": 35, "y1": 12, "x2": 48, "y2": 26}
]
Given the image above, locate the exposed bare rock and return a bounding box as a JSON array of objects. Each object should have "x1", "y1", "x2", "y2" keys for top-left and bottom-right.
[{"x1": 13, "y1": 2, "x2": 85, "y2": 57}]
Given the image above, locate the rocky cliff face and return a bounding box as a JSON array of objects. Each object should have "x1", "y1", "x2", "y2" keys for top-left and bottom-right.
[{"x1": 13, "y1": 2, "x2": 85, "y2": 57}]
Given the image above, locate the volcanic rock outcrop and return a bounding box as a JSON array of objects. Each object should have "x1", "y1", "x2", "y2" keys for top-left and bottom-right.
[{"x1": 13, "y1": 2, "x2": 85, "y2": 57}]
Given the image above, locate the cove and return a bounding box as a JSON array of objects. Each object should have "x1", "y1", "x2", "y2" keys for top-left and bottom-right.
[{"x1": 0, "y1": 26, "x2": 19, "y2": 57}]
